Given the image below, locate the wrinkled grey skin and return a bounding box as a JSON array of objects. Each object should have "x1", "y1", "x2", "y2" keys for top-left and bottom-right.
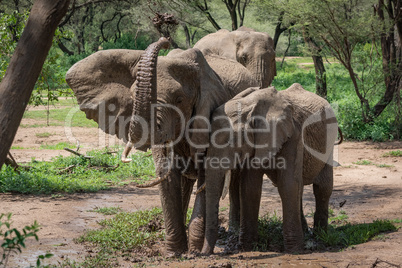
[
  {"x1": 202, "y1": 83, "x2": 338, "y2": 254},
  {"x1": 194, "y1": 26, "x2": 276, "y2": 88},
  {"x1": 65, "y1": 39, "x2": 258, "y2": 256}
]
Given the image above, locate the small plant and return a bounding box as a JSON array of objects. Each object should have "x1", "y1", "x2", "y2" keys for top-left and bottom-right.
[
  {"x1": 254, "y1": 212, "x2": 284, "y2": 251},
  {"x1": 76, "y1": 207, "x2": 165, "y2": 264},
  {"x1": 353, "y1": 159, "x2": 373, "y2": 165},
  {"x1": 89, "y1": 206, "x2": 122, "y2": 215},
  {"x1": 35, "y1": 132, "x2": 53, "y2": 138},
  {"x1": 383, "y1": 150, "x2": 402, "y2": 157},
  {"x1": 0, "y1": 213, "x2": 52, "y2": 267},
  {"x1": 376, "y1": 163, "x2": 394, "y2": 168},
  {"x1": 329, "y1": 210, "x2": 349, "y2": 225}
]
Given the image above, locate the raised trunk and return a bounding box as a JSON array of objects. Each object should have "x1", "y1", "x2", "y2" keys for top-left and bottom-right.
[{"x1": 129, "y1": 37, "x2": 170, "y2": 147}]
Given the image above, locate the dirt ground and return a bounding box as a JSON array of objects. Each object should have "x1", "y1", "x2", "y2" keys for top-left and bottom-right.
[{"x1": 2, "y1": 118, "x2": 402, "y2": 267}]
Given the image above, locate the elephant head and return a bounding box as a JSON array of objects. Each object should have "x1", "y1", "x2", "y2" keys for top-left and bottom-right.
[
  {"x1": 194, "y1": 27, "x2": 276, "y2": 88},
  {"x1": 66, "y1": 38, "x2": 258, "y2": 255}
]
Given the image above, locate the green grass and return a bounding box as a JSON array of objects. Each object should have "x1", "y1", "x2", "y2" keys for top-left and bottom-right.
[
  {"x1": 35, "y1": 132, "x2": 53, "y2": 138},
  {"x1": 376, "y1": 163, "x2": 394, "y2": 168},
  {"x1": 77, "y1": 208, "x2": 165, "y2": 252},
  {"x1": 20, "y1": 122, "x2": 63, "y2": 128},
  {"x1": 352, "y1": 159, "x2": 394, "y2": 168},
  {"x1": 89, "y1": 206, "x2": 123, "y2": 215},
  {"x1": 39, "y1": 142, "x2": 76, "y2": 150},
  {"x1": 0, "y1": 148, "x2": 155, "y2": 194},
  {"x1": 10, "y1": 145, "x2": 29, "y2": 149},
  {"x1": 316, "y1": 219, "x2": 398, "y2": 248},
  {"x1": 23, "y1": 107, "x2": 98, "y2": 128},
  {"x1": 353, "y1": 160, "x2": 373, "y2": 165},
  {"x1": 383, "y1": 150, "x2": 402, "y2": 157},
  {"x1": 253, "y1": 210, "x2": 399, "y2": 252}
]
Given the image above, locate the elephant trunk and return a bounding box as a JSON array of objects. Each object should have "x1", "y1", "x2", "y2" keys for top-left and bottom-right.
[
  {"x1": 256, "y1": 58, "x2": 268, "y2": 88},
  {"x1": 129, "y1": 37, "x2": 170, "y2": 147}
]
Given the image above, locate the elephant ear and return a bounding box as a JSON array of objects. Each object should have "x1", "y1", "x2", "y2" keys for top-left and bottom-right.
[
  {"x1": 65, "y1": 49, "x2": 144, "y2": 141},
  {"x1": 248, "y1": 87, "x2": 295, "y2": 159}
]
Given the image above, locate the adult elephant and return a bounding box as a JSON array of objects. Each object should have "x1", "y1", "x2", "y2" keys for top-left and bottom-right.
[
  {"x1": 65, "y1": 38, "x2": 259, "y2": 256},
  {"x1": 201, "y1": 83, "x2": 339, "y2": 254},
  {"x1": 194, "y1": 26, "x2": 276, "y2": 88}
]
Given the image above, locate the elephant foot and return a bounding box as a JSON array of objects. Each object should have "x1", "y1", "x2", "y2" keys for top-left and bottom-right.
[
  {"x1": 164, "y1": 240, "x2": 188, "y2": 258},
  {"x1": 164, "y1": 247, "x2": 187, "y2": 258},
  {"x1": 188, "y1": 218, "x2": 205, "y2": 253},
  {"x1": 283, "y1": 236, "x2": 304, "y2": 254},
  {"x1": 200, "y1": 244, "x2": 214, "y2": 256},
  {"x1": 313, "y1": 215, "x2": 328, "y2": 233}
]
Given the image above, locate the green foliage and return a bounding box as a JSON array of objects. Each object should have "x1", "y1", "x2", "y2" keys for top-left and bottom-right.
[
  {"x1": 39, "y1": 142, "x2": 76, "y2": 150},
  {"x1": 255, "y1": 210, "x2": 398, "y2": 251},
  {"x1": 383, "y1": 150, "x2": 402, "y2": 157},
  {"x1": 0, "y1": 148, "x2": 155, "y2": 195},
  {"x1": 255, "y1": 212, "x2": 284, "y2": 251},
  {"x1": 0, "y1": 11, "x2": 28, "y2": 80},
  {"x1": 0, "y1": 10, "x2": 69, "y2": 109},
  {"x1": 89, "y1": 206, "x2": 123, "y2": 215},
  {"x1": 102, "y1": 34, "x2": 152, "y2": 50},
  {"x1": 0, "y1": 213, "x2": 52, "y2": 267},
  {"x1": 353, "y1": 160, "x2": 373, "y2": 165},
  {"x1": 78, "y1": 208, "x2": 164, "y2": 251},
  {"x1": 35, "y1": 132, "x2": 53, "y2": 138},
  {"x1": 316, "y1": 219, "x2": 398, "y2": 248}
]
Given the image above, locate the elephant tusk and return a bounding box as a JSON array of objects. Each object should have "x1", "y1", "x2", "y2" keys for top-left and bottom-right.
[
  {"x1": 121, "y1": 142, "x2": 133, "y2": 163},
  {"x1": 221, "y1": 170, "x2": 231, "y2": 200},
  {"x1": 195, "y1": 182, "x2": 206, "y2": 195},
  {"x1": 136, "y1": 175, "x2": 167, "y2": 188}
]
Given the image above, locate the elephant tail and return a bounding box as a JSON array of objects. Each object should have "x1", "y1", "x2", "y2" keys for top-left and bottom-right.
[{"x1": 334, "y1": 127, "x2": 343, "y2": 145}]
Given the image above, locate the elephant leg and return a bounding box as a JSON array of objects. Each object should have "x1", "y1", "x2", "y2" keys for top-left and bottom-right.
[
  {"x1": 182, "y1": 176, "x2": 196, "y2": 225},
  {"x1": 228, "y1": 168, "x2": 241, "y2": 233},
  {"x1": 154, "y1": 148, "x2": 188, "y2": 256},
  {"x1": 239, "y1": 167, "x2": 264, "y2": 251},
  {"x1": 300, "y1": 188, "x2": 308, "y2": 233},
  {"x1": 188, "y1": 169, "x2": 205, "y2": 253},
  {"x1": 313, "y1": 161, "x2": 333, "y2": 231},
  {"x1": 277, "y1": 140, "x2": 304, "y2": 252},
  {"x1": 202, "y1": 168, "x2": 226, "y2": 255}
]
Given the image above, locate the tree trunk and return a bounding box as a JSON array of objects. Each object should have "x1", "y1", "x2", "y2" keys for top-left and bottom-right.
[
  {"x1": 182, "y1": 23, "x2": 191, "y2": 48},
  {"x1": 273, "y1": 11, "x2": 287, "y2": 50},
  {"x1": 302, "y1": 32, "x2": 327, "y2": 98},
  {"x1": 0, "y1": 0, "x2": 70, "y2": 168}
]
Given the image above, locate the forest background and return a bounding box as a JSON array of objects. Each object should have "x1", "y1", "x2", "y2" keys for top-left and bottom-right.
[{"x1": 1, "y1": 0, "x2": 401, "y2": 141}]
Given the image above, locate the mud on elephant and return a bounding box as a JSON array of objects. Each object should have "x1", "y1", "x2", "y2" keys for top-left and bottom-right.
[
  {"x1": 201, "y1": 83, "x2": 339, "y2": 254},
  {"x1": 65, "y1": 37, "x2": 262, "y2": 256}
]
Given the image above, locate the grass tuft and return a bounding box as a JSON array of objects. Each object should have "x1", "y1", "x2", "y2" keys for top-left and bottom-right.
[
  {"x1": 89, "y1": 206, "x2": 122, "y2": 215},
  {"x1": 353, "y1": 159, "x2": 373, "y2": 165},
  {"x1": 383, "y1": 150, "x2": 402, "y2": 157}
]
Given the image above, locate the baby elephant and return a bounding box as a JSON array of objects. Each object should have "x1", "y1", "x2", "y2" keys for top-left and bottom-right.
[{"x1": 201, "y1": 83, "x2": 339, "y2": 254}]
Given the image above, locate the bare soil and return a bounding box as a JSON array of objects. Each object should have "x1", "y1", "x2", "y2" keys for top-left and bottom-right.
[{"x1": 2, "y1": 117, "x2": 402, "y2": 267}]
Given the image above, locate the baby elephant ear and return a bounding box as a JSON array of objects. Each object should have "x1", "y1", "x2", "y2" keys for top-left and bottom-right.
[
  {"x1": 66, "y1": 49, "x2": 143, "y2": 141},
  {"x1": 250, "y1": 88, "x2": 295, "y2": 160}
]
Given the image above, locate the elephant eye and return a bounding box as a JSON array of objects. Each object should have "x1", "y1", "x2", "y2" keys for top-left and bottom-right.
[
  {"x1": 241, "y1": 54, "x2": 248, "y2": 63},
  {"x1": 176, "y1": 96, "x2": 183, "y2": 105}
]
